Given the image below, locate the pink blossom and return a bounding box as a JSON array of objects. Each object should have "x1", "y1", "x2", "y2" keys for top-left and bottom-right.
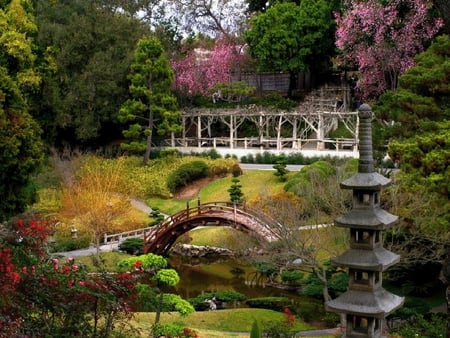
[
  {"x1": 172, "y1": 40, "x2": 242, "y2": 97},
  {"x1": 335, "y1": 0, "x2": 442, "y2": 98},
  {"x1": 79, "y1": 280, "x2": 86, "y2": 286}
]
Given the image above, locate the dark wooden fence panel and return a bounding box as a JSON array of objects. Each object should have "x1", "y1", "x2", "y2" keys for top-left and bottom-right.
[{"x1": 232, "y1": 72, "x2": 313, "y2": 95}]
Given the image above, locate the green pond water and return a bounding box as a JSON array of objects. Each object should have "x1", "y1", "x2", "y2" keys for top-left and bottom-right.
[{"x1": 169, "y1": 255, "x2": 306, "y2": 301}]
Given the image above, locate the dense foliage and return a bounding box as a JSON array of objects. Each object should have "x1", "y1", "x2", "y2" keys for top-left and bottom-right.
[
  {"x1": 0, "y1": 0, "x2": 44, "y2": 220},
  {"x1": 32, "y1": 0, "x2": 148, "y2": 145},
  {"x1": 372, "y1": 36, "x2": 449, "y2": 296},
  {"x1": 245, "y1": 0, "x2": 335, "y2": 96}
]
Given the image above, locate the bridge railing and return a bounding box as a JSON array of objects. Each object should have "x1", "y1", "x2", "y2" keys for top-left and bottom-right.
[
  {"x1": 103, "y1": 226, "x2": 153, "y2": 245},
  {"x1": 143, "y1": 201, "x2": 283, "y2": 248}
]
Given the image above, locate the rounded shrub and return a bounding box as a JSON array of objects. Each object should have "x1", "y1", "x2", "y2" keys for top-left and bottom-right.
[
  {"x1": 188, "y1": 290, "x2": 247, "y2": 311},
  {"x1": 118, "y1": 238, "x2": 144, "y2": 255},
  {"x1": 166, "y1": 160, "x2": 210, "y2": 193}
]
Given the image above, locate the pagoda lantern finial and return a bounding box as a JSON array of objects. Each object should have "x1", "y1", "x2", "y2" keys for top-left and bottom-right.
[{"x1": 357, "y1": 103, "x2": 374, "y2": 174}]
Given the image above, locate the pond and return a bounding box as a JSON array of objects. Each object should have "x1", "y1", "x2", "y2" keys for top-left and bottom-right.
[
  {"x1": 169, "y1": 254, "x2": 311, "y2": 303},
  {"x1": 165, "y1": 253, "x2": 334, "y2": 325}
]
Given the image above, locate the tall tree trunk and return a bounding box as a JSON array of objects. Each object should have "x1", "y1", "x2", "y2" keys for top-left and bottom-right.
[
  {"x1": 143, "y1": 110, "x2": 153, "y2": 165},
  {"x1": 440, "y1": 244, "x2": 450, "y2": 337},
  {"x1": 154, "y1": 290, "x2": 163, "y2": 325}
]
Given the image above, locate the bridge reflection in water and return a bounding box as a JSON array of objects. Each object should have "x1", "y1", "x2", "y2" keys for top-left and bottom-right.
[{"x1": 144, "y1": 200, "x2": 281, "y2": 256}]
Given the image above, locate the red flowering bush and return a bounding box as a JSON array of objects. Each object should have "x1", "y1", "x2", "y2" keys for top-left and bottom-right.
[{"x1": 0, "y1": 217, "x2": 139, "y2": 337}]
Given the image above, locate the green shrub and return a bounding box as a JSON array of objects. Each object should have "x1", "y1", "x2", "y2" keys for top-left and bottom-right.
[
  {"x1": 118, "y1": 238, "x2": 144, "y2": 255},
  {"x1": 167, "y1": 160, "x2": 209, "y2": 193},
  {"x1": 246, "y1": 297, "x2": 293, "y2": 312},
  {"x1": 280, "y1": 270, "x2": 303, "y2": 284},
  {"x1": 231, "y1": 163, "x2": 243, "y2": 177},
  {"x1": 242, "y1": 154, "x2": 255, "y2": 163},
  {"x1": 202, "y1": 148, "x2": 222, "y2": 159},
  {"x1": 228, "y1": 177, "x2": 245, "y2": 203},
  {"x1": 152, "y1": 323, "x2": 198, "y2": 338},
  {"x1": 149, "y1": 207, "x2": 165, "y2": 225},
  {"x1": 295, "y1": 299, "x2": 329, "y2": 322},
  {"x1": 260, "y1": 93, "x2": 297, "y2": 110},
  {"x1": 262, "y1": 320, "x2": 297, "y2": 338},
  {"x1": 159, "y1": 148, "x2": 182, "y2": 158},
  {"x1": 188, "y1": 290, "x2": 247, "y2": 310},
  {"x1": 391, "y1": 313, "x2": 446, "y2": 338},
  {"x1": 51, "y1": 235, "x2": 91, "y2": 252}
]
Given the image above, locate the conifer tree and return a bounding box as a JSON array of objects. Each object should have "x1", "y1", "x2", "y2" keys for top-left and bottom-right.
[{"x1": 119, "y1": 36, "x2": 181, "y2": 165}]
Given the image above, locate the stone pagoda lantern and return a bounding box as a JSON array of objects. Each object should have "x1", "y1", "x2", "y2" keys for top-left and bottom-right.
[{"x1": 326, "y1": 104, "x2": 404, "y2": 337}]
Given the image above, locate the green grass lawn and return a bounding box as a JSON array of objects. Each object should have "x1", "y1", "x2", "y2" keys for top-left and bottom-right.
[
  {"x1": 131, "y1": 308, "x2": 318, "y2": 337},
  {"x1": 148, "y1": 170, "x2": 287, "y2": 215},
  {"x1": 199, "y1": 170, "x2": 287, "y2": 203}
]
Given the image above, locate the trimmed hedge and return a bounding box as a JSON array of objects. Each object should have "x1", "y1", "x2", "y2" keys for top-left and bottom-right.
[
  {"x1": 166, "y1": 160, "x2": 209, "y2": 193},
  {"x1": 246, "y1": 297, "x2": 294, "y2": 312}
]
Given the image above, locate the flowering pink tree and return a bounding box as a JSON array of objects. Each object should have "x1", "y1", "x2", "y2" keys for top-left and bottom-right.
[
  {"x1": 172, "y1": 40, "x2": 241, "y2": 97},
  {"x1": 335, "y1": 0, "x2": 442, "y2": 99}
]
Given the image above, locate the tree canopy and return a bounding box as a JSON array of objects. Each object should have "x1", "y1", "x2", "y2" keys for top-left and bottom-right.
[
  {"x1": 32, "y1": 0, "x2": 149, "y2": 145},
  {"x1": 245, "y1": 1, "x2": 334, "y2": 73},
  {"x1": 244, "y1": 0, "x2": 335, "y2": 96},
  {"x1": 0, "y1": 0, "x2": 44, "y2": 220}
]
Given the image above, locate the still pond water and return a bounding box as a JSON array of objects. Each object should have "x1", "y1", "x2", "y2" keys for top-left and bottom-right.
[{"x1": 169, "y1": 254, "x2": 311, "y2": 303}]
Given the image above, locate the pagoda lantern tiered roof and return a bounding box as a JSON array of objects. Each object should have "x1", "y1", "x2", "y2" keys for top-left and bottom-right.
[{"x1": 326, "y1": 104, "x2": 404, "y2": 338}]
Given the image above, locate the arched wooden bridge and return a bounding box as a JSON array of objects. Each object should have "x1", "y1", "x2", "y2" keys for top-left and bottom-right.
[{"x1": 144, "y1": 201, "x2": 281, "y2": 255}]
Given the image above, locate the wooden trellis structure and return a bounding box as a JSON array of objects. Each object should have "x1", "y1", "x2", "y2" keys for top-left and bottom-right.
[{"x1": 164, "y1": 86, "x2": 359, "y2": 152}]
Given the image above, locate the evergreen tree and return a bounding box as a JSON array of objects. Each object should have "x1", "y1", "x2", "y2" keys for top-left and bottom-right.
[
  {"x1": 118, "y1": 36, "x2": 181, "y2": 165},
  {"x1": 228, "y1": 177, "x2": 245, "y2": 204},
  {"x1": 273, "y1": 155, "x2": 289, "y2": 182},
  {"x1": 374, "y1": 35, "x2": 449, "y2": 296}
]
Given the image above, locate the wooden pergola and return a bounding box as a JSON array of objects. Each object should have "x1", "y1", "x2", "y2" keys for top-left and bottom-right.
[{"x1": 164, "y1": 86, "x2": 359, "y2": 152}]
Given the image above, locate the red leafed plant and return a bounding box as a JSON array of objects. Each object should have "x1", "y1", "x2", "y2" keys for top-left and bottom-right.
[{"x1": 0, "y1": 217, "x2": 139, "y2": 337}]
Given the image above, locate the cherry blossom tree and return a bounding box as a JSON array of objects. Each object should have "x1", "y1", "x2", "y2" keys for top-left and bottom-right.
[
  {"x1": 335, "y1": 0, "x2": 443, "y2": 99},
  {"x1": 172, "y1": 39, "x2": 242, "y2": 97}
]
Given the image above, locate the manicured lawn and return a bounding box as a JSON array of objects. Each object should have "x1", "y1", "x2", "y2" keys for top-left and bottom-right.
[
  {"x1": 148, "y1": 170, "x2": 287, "y2": 215},
  {"x1": 188, "y1": 226, "x2": 259, "y2": 249},
  {"x1": 132, "y1": 308, "x2": 317, "y2": 337},
  {"x1": 198, "y1": 170, "x2": 287, "y2": 204}
]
